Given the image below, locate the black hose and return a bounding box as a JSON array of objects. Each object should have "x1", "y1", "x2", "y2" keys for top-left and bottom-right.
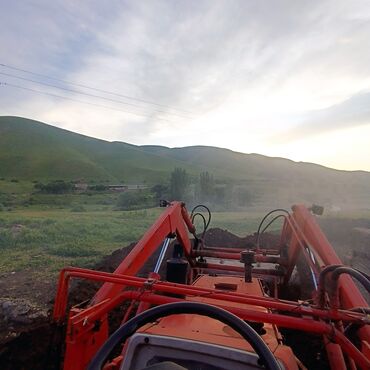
[
  {"x1": 190, "y1": 204, "x2": 212, "y2": 238},
  {"x1": 257, "y1": 214, "x2": 287, "y2": 246},
  {"x1": 317, "y1": 265, "x2": 344, "y2": 307},
  {"x1": 331, "y1": 267, "x2": 370, "y2": 293},
  {"x1": 255, "y1": 209, "x2": 289, "y2": 246},
  {"x1": 318, "y1": 265, "x2": 343, "y2": 288},
  {"x1": 354, "y1": 268, "x2": 370, "y2": 281},
  {"x1": 191, "y1": 212, "x2": 207, "y2": 239},
  {"x1": 190, "y1": 204, "x2": 212, "y2": 228},
  {"x1": 87, "y1": 302, "x2": 281, "y2": 370},
  {"x1": 317, "y1": 265, "x2": 370, "y2": 308},
  {"x1": 260, "y1": 215, "x2": 287, "y2": 235}
]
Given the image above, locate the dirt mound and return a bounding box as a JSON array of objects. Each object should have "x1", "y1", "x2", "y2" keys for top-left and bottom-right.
[
  {"x1": 68, "y1": 242, "x2": 137, "y2": 306},
  {"x1": 204, "y1": 228, "x2": 246, "y2": 247},
  {"x1": 0, "y1": 270, "x2": 57, "y2": 370},
  {"x1": 95, "y1": 243, "x2": 137, "y2": 273},
  {"x1": 68, "y1": 241, "x2": 167, "y2": 306},
  {"x1": 204, "y1": 227, "x2": 280, "y2": 249}
]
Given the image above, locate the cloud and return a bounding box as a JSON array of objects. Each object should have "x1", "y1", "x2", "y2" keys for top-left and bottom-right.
[
  {"x1": 270, "y1": 91, "x2": 370, "y2": 143},
  {"x1": 1, "y1": 0, "x2": 370, "y2": 170}
]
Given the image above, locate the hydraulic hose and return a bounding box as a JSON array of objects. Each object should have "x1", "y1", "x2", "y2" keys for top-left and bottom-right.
[
  {"x1": 331, "y1": 267, "x2": 370, "y2": 293},
  {"x1": 317, "y1": 265, "x2": 343, "y2": 308},
  {"x1": 191, "y1": 204, "x2": 212, "y2": 242},
  {"x1": 255, "y1": 209, "x2": 289, "y2": 247}
]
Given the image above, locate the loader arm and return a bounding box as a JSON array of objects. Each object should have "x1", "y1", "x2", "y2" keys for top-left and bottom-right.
[
  {"x1": 92, "y1": 201, "x2": 196, "y2": 305},
  {"x1": 53, "y1": 202, "x2": 370, "y2": 370}
]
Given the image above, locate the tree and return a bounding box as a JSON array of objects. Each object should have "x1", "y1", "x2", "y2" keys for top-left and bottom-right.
[
  {"x1": 235, "y1": 187, "x2": 252, "y2": 207},
  {"x1": 170, "y1": 168, "x2": 189, "y2": 200},
  {"x1": 88, "y1": 184, "x2": 108, "y2": 191},
  {"x1": 116, "y1": 190, "x2": 154, "y2": 210},
  {"x1": 34, "y1": 180, "x2": 74, "y2": 194},
  {"x1": 199, "y1": 171, "x2": 214, "y2": 202},
  {"x1": 151, "y1": 183, "x2": 169, "y2": 202}
]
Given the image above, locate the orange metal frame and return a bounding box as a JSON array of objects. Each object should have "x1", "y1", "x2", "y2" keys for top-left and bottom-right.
[{"x1": 53, "y1": 202, "x2": 370, "y2": 370}]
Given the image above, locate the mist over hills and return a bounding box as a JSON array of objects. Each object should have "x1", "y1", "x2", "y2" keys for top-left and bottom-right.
[{"x1": 1, "y1": 116, "x2": 369, "y2": 209}]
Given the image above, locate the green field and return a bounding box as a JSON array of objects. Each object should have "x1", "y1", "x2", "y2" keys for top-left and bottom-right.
[
  {"x1": 0, "y1": 179, "x2": 270, "y2": 276},
  {"x1": 1, "y1": 178, "x2": 369, "y2": 278},
  {"x1": 0, "y1": 208, "x2": 159, "y2": 274},
  {"x1": 0, "y1": 207, "x2": 268, "y2": 275}
]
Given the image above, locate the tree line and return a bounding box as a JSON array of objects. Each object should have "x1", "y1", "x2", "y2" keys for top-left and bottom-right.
[
  {"x1": 31, "y1": 169, "x2": 254, "y2": 211},
  {"x1": 117, "y1": 168, "x2": 253, "y2": 210}
]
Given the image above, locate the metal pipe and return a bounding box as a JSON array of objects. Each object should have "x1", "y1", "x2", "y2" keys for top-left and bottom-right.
[
  {"x1": 53, "y1": 267, "x2": 367, "y2": 324},
  {"x1": 198, "y1": 263, "x2": 285, "y2": 277},
  {"x1": 306, "y1": 247, "x2": 319, "y2": 290},
  {"x1": 154, "y1": 237, "x2": 171, "y2": 273},
  {"x1": 203, "y1": 246, "x2": 245, "y2": 253},
  {"x1": 193, "y1": 250, "x2": 284, "y2": 264}
]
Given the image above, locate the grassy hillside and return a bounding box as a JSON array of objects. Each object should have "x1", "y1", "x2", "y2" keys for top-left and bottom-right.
[
  {"x1": 141, "y1": 145, "x2": 370, "y2": 208},
  {"x1": 1, "y1": 116, "x2": 370, "y2": 209},
  {"x1": 0, "y1": 116, "x2": 197, "y2": 182}
]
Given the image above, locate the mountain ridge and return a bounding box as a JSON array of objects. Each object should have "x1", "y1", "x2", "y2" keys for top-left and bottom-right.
[
  {"x1": 1, "y1": 116, "x2": 369, "y2": 208},
  {"x1": 3, "y1": 115, "x2": 368, "y2": 174}
]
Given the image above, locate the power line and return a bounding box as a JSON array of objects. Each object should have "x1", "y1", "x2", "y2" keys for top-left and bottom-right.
[
  {"x1": 0, "y1": 71, "x2": 192, "y2": 119},
  {"x1": 0, "y1": 62, "x2": 193, "y2": 115},
  {"x1": 0, "y1": 81, "x2": 171, "y2": 121}
]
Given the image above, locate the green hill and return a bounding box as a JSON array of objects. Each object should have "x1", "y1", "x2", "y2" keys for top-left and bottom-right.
[
  {"x1": 0, "y1": 116, "x2": 198, "y2": 183},
  {"x1": 1, "y1": 116, "x2": 370, "y2": 208}
]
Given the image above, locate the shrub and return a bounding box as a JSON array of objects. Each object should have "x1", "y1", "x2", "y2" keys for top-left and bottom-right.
[
  {"x1": 34, "y1": 180, "x2": 74, "y2": 194},
  {"x1": 151, "y1": 184, "x2": 169, "y2": 202},
  {"x1": 116, "y1": 191, "x2": 154, "y2": 211},
  {"x1": 88, "y1": 184, "x2": 108, "y2": 191},
  {"x1": 70, "y1": 205, "x2": 87, "y2": 212}
]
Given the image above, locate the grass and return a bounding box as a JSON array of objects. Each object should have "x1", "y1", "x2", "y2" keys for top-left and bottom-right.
[
  {"x1": 0, "y1": 206, "x2": 268, "y2": 275},
  {"x1": 210, "y1": 211, "x2": 272, "y2": 235},
  {"x1": 0, "y1": 116, "x2": 196, "y2": 182},
  {"x1": 0, "y1": 208, "x2": 162, "y2": 274},
  {"x1": 1, "y1": 179, "x2": 369, "y2": 278}
]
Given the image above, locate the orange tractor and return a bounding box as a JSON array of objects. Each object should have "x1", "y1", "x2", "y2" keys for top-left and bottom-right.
[{"x1": 53, "y1": 202, "x2": 370, "y2": 370}]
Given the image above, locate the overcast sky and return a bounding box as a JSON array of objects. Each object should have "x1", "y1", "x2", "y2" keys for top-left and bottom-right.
[{"x1": 1, "y1": 0, "x2": 370, "y2": 171}]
